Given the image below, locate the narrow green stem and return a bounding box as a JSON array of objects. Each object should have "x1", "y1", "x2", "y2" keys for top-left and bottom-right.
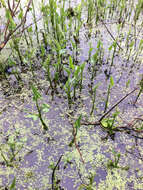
[
  {"x1": 104, "y1": 85, "x2": 111, "y2": 113},
  {"x1": 36, "y1": 99, "x2": 48, "y2": 130}
]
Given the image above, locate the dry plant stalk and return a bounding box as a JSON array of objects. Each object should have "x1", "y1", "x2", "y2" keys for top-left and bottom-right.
[{"x1": 0, "y1": 0, "x2": 32, "y2": 52}]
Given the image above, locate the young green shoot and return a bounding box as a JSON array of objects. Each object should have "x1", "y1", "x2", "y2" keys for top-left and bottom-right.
[
  {"x1": 9, "y1": 177, "x2": 16, "y2": 190},
  {"x1": 107, "y1": 149, "x2": 121, "y2": 169},
  {"x1": 104, "y1": 76, "x2": 114, "y2": 113},
  {"x1": 0, "y1": 133, "x2": 25, "y2": 167},
  {"x1": 69, "y1": 114, "x2": 82, "y2": 147},
  {"x1": 108, "y1": 41, "x2": 117, "y2": 76},
  {"x1": 90, "y1": 83, "x2": 99, "y2": 115},
  {"x1": 43, "y1": 55, "x2": 54, "y2": 90},
  {"x1": 88, "y1": 42, "x2": 94, "y2": 62},
  {"x1": 27, "y1": 26, "x2": 33, "y2": 47},
  {"x1": 79, "y1": 62, "x2": 86, "y2": 92},
  {"x1": 101, "y1": 110, "x2": 120, "y2": 136},
  {"x1": 127, "y1": 40, "x2": 134, "y2": 61},
  {"x1": 64, "y1": 78, "x2": 72, "y2": 107},
  {"x1": 32, "y1": 85, "x2": 49, "y2": 130}
]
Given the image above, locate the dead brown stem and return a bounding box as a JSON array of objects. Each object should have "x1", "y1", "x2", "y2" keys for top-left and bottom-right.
[
  {"x1": 101, "y1": 19, "x2": 123, "y2": 51},
  {"x1": 99, "y1": 87, "x2": 138, "y2": 122},
  {"x1": 0, "y1": 0, "x2": 32, "y2": 52},
  {"x1": 72, "y1": 125, "x2": 85, "y2": 164},
  {"x1": 117, "y1": 117, "x2": 143, "y2": 133},
  {"x1": 81, "y1": 87, "x2": 138, "y2": 126},
  {"x1": 51, "y1": 155, "x2": 63, "y2": 190}
]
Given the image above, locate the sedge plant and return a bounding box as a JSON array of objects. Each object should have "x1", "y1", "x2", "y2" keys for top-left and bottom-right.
[
  {"x1": 72, "y1": 62, "x2": 86, "y2": 100},
  {"x1": 87, "y1": 0, "x2": 95, "y2": 24},
  {"x1": 64, "y1": 56, "x2": 85, "y2": 106}
]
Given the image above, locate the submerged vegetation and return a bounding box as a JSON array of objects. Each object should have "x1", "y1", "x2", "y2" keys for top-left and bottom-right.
[{"x1": 0, "y1": 0, "x2": 143, "y2": 189}]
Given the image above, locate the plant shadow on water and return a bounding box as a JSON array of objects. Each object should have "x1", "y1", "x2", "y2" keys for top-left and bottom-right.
[{"x1": 0, "y1": 0, "x2": 143, "y2": 189}]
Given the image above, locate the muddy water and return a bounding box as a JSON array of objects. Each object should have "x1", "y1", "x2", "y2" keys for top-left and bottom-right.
[{"x1": 0, "y1": 0, "x2": 143, "y2": 190}]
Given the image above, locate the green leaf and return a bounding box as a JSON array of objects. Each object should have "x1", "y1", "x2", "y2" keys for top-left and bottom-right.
[
  {"x1": 74, "y1": 66, "x2": 80, "y2": 78},
  {"x1": 0, "y1": 0, "x2": 6, "y2": 8},
  {"x1": 27, "y1": 26, "x2": 33, "y2": 33},
  {"x1": 8, "y1": 57, "x2": 16, "y2": 66},
  {"x1": 68, "y1": 138, "x2": 74, "y2": 147},
  {"x1": 64, "y1": 66, "x2": 71, "y2": 76},
  {"x1": 126, "y1": 79, "x2": 130, "y2": 88},
  {"x1": 8, "y1": 135, "x2": 15, "y2": 144},
  {"x1": 112, "y1": 110, "x2": 120, "y2": 118},
  {"x1": 75, "y1": 115, "x2": 82, "y2": 131},
  {"x1": 93, "y1": 52, "x2": 98, "y2": 62},
  {"x1": 48, "y1": 162, "x2": 55, "y2": 169},
  {"x1": 109, "y1": 44, "x2": 113, "y2": 51},
  {"x1": 101, "y1": 118, "x2": 113, "y2": 128},
  {"x1": 59, "y1": 49, "x2": 66, "y2": 55},
  {"x1": 54, "y1": 39, "x2": 61, "y2": 52},
  {"x1": 101, "y1": 118, "x2": 108, "y2": 127},
  {"x1": 41, "y1": 103, "x2": 50, "y2": 112},
  {"x1": 28, "y1": 7, "x2": 33, "y2": 11},
  {"x1": 71, "y1": 40, "x2": 76, "y2": 49},
  {"x1": 129, "y1": 41, "x2": 134, "y2": 48},
  {"x1": 8, "y1": 15, "x2": 16, "y2": 30},
  {"x1": 110, "y1": 76, "x2": 114, "y2": 87},
  {"x1": 41, "y1": 45, "x2": 45, "y2": 56},
  {"x1": 97, "y1": 40, "x2": 102, "y2": 49},
  {"x1": 93, "y1": 83, "x2": 100, "y2": 92},
  {"x1": 10, "y1": 177, "x2": 16, "y2": 190},
  {"x1": 31, "y1": 85, "x2": 41, "y2": 101},
  {"x1": 57, "y1": 23, "x2": 65, "y2": 38},
  {"x1": 26, "y1": 114, "x2": 39, "y2": 121},
  {"x1": 6, "y1": 9, "x2": 11, "y2": 20},
  {"x1": 80, "y1": 62, "x2": 86, "y2": 71},
  {"x1": 113, "y1": 41, "x2": 117, "y2": 48},
  {"x1": 18, "y1": 10, "x2": 23, "y2": 20},
  {"x1": 69, "y1": 56, "x2": 74, "y2": 70}
]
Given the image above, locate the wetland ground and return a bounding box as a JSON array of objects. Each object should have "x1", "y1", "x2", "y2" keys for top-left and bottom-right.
[{"x1": 0, "y1": 0, "x2": 143, "y2": 189}]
